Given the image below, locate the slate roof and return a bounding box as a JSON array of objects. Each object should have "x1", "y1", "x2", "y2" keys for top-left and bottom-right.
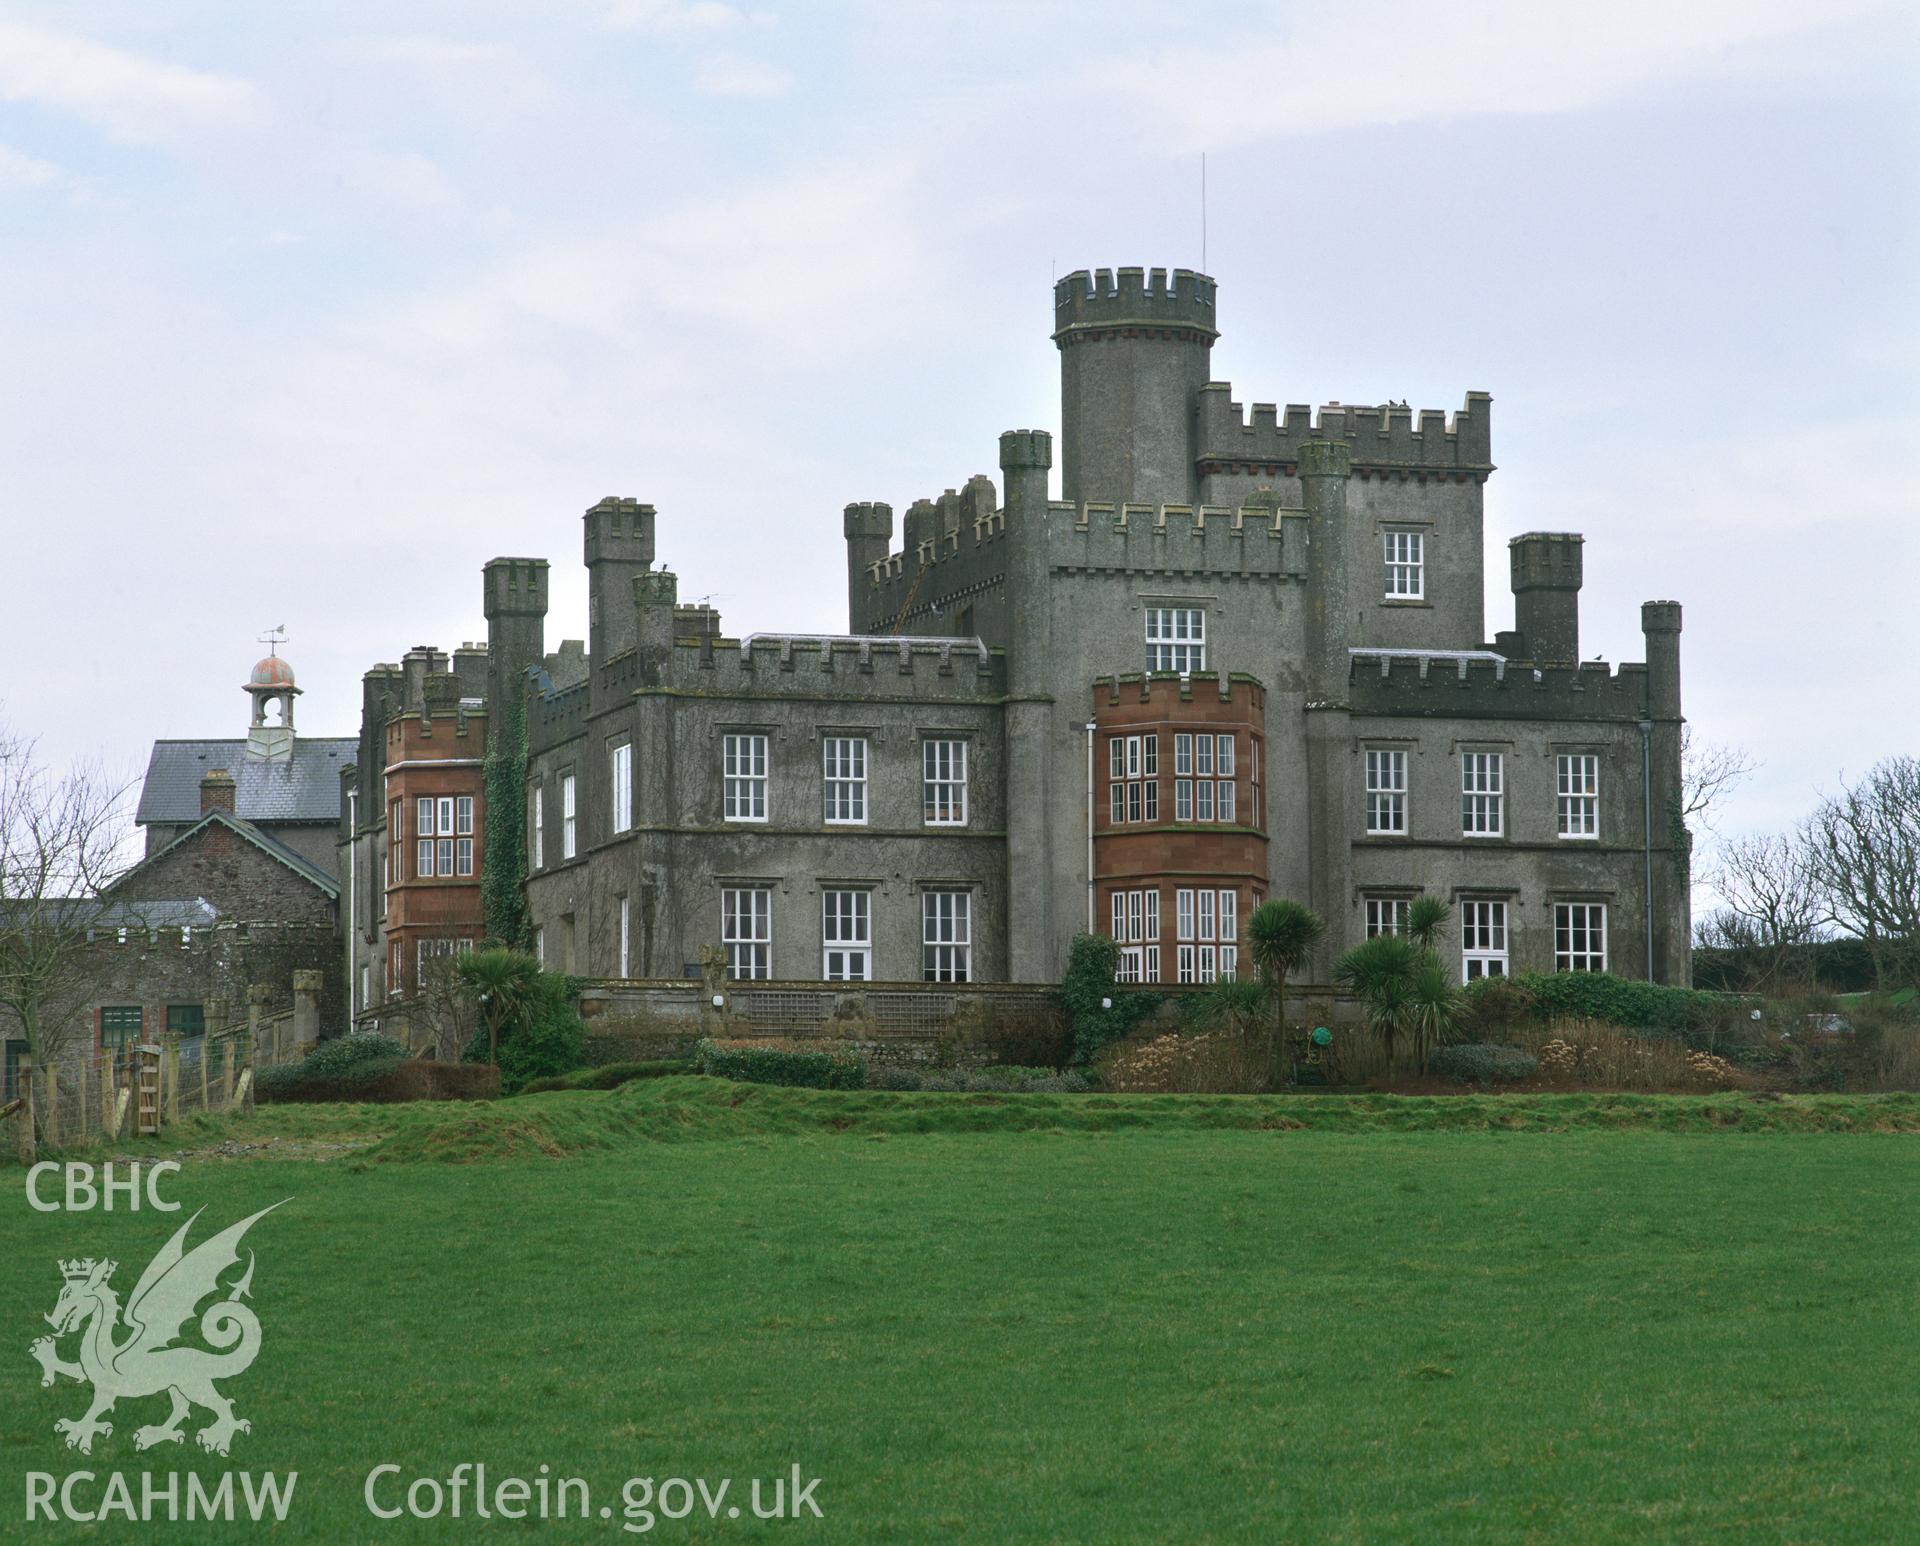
[
  {"x1": 134, "y1": 739, "x2": 356, "y2": 827},
  {"x1": 120, "y1": 810, "x2": 340, "y2": 898}
]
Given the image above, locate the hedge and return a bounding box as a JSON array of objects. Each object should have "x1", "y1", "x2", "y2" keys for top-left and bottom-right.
[
  {"x1": 693, "y1": 1039, "x2": 865, "y2": 1090},
  {"x1": 1464, "y1": 972, "x2": 1733, "y2": 1036},
  {"x1": 257, "y1": 1057, "x2": 499, "y2": 1104}
]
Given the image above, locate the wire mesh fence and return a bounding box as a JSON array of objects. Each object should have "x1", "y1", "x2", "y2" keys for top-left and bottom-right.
[{"x1": 3, "y1": 1008, "x2": 305, "y2": 1158}]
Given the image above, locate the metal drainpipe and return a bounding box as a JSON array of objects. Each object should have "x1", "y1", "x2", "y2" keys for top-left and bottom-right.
[
  {"x1": 1638, "y1": 718, "x2": 1654, "y2": 982},
  {"x1": 346, "y1": 785, "x2": 357, "y2": 1032},
  {"x1": 1085, "y1": 720, "x2": 1098, "y2": 933}
]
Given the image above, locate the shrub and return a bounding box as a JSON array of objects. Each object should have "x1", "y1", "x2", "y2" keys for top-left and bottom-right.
[
  {"x1": 461, "y1": 969, "x2": 587, "y2": 1094},
  {"x1": 1431, "y1": 1043, "x2": 1539, "y2": 1085},
  {"x1": 1061, "y1": 933, "x2": 1161, "y2": 1065},
  {"x1": 1508, "y1": 972, "x2": 1732, "y2": 1036},
  {"x1": 693, "y1": 1038, "x2": 865, "y2": 1090},
  {"x1": 300, "y1": 1033, "x2": 407, "y2": 1080},
  {"x1": 1098, "y1": 1029, "x2": 1280, "y2": 1094},
  {"x1": 1459, "y1": 977, "x2": 1539, "y2": 1036}
]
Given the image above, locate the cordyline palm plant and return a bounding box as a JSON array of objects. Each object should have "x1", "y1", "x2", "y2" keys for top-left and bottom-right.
[
  {"x1": 1335, "y1": 933, "x2": 1422, "y2": 1068},
  {"x1": 1336, "y1": 901, "x2": 1462, "y2": 1074},
  {"x1": 1246, "y1": 899, "x2": 1326, "y2": 1037},
  {"x1": 455, "y1": 946, "x2": 542, "y2": 1065}
]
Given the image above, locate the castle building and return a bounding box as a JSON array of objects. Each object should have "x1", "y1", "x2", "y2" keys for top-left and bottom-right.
[
  {"x1": 362, "y1": 267, "x2": 1689, "y2": 1000},
  {"x1": 337, "y1": 641, "x2": 497, "y2": 1018}
]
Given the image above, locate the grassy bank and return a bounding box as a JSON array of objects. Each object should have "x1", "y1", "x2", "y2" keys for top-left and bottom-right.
[{"x1": 6, "y1": 1087, "x2": 1918, "y2": 1541}]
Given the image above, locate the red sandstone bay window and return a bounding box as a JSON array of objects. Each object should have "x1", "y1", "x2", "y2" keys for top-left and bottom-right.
[
  {"x1": 1108, "y1": 734, "x2": 1158, "y2": 823},
  {"x1": 1110, "y1": 888, "x2": 1161, "y2": 982},
  {"x1": 1175, "y1": 889, "x2": 1238, "y2": 983},
  {"x1": 1174, "y1": 734, "x2": 1235, "y2": 823},
  {"x1": 414, "y1": 795, "x2": 475, "y2": 877}
]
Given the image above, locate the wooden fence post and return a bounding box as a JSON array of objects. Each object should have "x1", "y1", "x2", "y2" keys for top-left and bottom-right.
[
  {"x1": 231, "y1": 1025, "x2": 254, "y2": 1111},
  {"x1": 164, "y1": 1036, "x2": 181, "y2": 1125},
  {"x1": 134, "y1": 1043, "x2": 161, "y2": 1137},
  {"x1": 44, "y1": 1065, "x2": 60, "y2": 1150},
  {"x1": 99, "y1": 1052, "x2": 114, "y2": 1138},
  {"x1": 15, "y1": 1056, "x2": 33, "y2": 1161}
]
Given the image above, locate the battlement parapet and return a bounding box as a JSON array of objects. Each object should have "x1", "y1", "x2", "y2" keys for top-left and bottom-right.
[
  {"x1": 1053, "y1": 266, "x2": 1218, "y2": 344},
  {"x1": 583, "y1": 497, "x2": 656, "y2": 567},
  {"x1": 1194, "y1": 388, "x2": 1492, "y2": 475},
  {"x1": 1094, "y1": 670, "x2": 1268, "y2": 711},
  {"x1": 1042, "y1": 497, "x2": 1302, "y2": 580},
  {"x1": 676, "y1": 632, "x2": 1007, "y2": 699},
  {"x1": 482, "y1": 556, "x2": 550, "y2": 618},
  {"x1": 1348, "y1": 647, "x2": 1653, "y2": 722},
  {"x1": 529, "y1": 678, "x2": 589, "y2": 749}
]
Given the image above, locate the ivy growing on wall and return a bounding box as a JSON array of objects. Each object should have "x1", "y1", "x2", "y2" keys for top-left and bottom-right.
[
  {"x1": 482, "y1": 688, "x2": 530, "y2": 949},
  {"x1": 1667, "y1": 795, "x2": 1693, "y2": 882}
]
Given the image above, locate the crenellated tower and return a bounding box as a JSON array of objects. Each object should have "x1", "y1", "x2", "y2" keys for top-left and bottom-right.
[{"x1": 1054, "y1": 266, "x2": 1217, "y2": 506}]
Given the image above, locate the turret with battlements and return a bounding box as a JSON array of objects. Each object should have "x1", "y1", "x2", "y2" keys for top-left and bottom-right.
[{"x1": 1055, "y1": 267, "x2": 1218, "y2": 507}]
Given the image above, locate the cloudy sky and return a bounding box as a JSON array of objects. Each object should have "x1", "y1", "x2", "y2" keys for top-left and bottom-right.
[{"x1": 1, "y1": 1, "x2": 1914, "y2": 886}]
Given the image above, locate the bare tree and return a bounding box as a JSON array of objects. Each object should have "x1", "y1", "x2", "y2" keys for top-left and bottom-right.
[
  {"x1": 411, "y1": 951, "x2": 479, "y2": 1060},
  {"x1": 1799, "y1": 756, "x2": 1920, "y2": 988},
  {"x1": 0, "y1": 728, "x2": 139, "y2": 1072},
  {"x1": 1711, "y1": 832, "x2": 1824, "y2": 991},
  {"x1": 1682, "y1": 726, "x2": 1754, "y2": 836}
]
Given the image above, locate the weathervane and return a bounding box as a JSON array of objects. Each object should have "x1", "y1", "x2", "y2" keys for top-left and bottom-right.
[{"x1": 257, "y1": 624, "x2": 287, "y2": 658}]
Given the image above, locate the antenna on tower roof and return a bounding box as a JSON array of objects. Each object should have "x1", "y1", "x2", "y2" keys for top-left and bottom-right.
[{"x1": 1201, "y1": 151, "x2": 1208, "y2": 274}]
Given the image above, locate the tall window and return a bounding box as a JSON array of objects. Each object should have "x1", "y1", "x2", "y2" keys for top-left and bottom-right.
[
  {"x1": 532, "y1": 925, "x2": 545, "y2": 965},
  {"x1": 417, "y1": 937, "x2": 474, "y2": 985},
  {"x1": 823, "y1": 737, "x2": 867, "y2": 825},
  {"x1": 1145, "y1": 607, "x2": 1205, "y2": 673},
  {"x1": 456, "y1": 795, "x2": 474, "y2": 875},
  {"x1": 532, "y1": 784, "x2": 545, "y2": 869},
  {"x1": 413, "y1": 796, "x2": 474, "y2": 877},
  {"x1": 1173, "y1": 733, "x2": 1236, "y2": 824},
  {"x1": 724, "y1": 734, "x2": 769, "y2": 822},
  {"x1": 722, "y1": 887, "x2": 772, "y2": 980},
  {"x1": 1109, "y1": 888, "x2": 1162, "y2": 983},
  {"x1": 1366, "y1": 749, "x2": 1408, "y2": 834},
  {"x1": 1555, "y1": 902, "x2": 1608, "y2": 972},
  {"x1": 617, "y1": 894, "x2": 630, "y2": 978},
  {"x1": 611, "y1": 742, "x2": 633, "y2": 833},
  {"x1": 1558, "y1": 754, "x2": 1599, "y2": 839},
  {"x1": 1461, "y1": 752, "x2": 1504, "y2": 837},
  {"x1": 388, "y1": 801, "x2": 401, "y2": 883},
  {"x1": 1365, "y1": 897, "x2": 1410, "y2": 938},
  {"x1": 1108, "y1": 734, "x2": 1159, "y2": 824},
  {"x1": 1461, "y1": 900, "x2": 1509, "y2": 981},
  {"x1": 1384, "y1": 530, "x2": 1425, "y2": 599},
  {"x1": 823, "y1": 890, "x2": 872, "y2": 981},
  {"x1": 922, "y1": 892, "x2": 972, "y2": 982},
  {"x1": 561, "y1": 774, "x2": 577, "y2": 859},
  {"x1": 1175, "y1": 888, "x2": 1238, "y2": 983},
  {"x1": 923, "y1": 738, "x2": 968, "y2": 825}
]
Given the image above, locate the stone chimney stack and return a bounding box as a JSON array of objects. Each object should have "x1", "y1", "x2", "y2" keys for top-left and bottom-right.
[{"x1": 200, "y1": 769, "x2": 236, "y2": 817}]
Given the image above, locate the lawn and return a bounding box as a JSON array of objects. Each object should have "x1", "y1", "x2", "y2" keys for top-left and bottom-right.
[{"x1": 4, "y1": 1082, "x2": 1918, "y2": 1542}]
